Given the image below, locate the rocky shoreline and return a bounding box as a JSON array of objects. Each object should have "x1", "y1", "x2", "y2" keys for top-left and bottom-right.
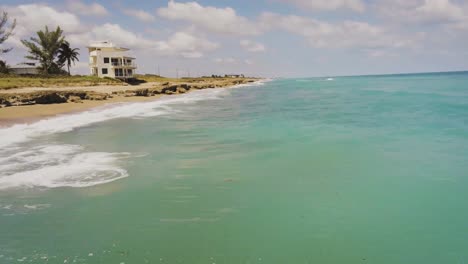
[{"x1": 0, "y1": 78, "x2": 258, "y2": 108}]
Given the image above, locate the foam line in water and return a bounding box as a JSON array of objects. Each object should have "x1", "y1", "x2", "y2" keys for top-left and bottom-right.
[{"x1": 0, "y1": 144, "x2": 130, "y2": 189}]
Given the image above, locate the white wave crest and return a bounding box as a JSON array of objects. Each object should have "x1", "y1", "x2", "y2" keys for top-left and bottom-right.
[{"x1": 0, "y1": 144, "x2": 130, "y2": 189}]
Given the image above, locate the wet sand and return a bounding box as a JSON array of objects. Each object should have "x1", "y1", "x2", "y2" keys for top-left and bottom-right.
[{"x1": 0, "y1": 95, "x2": 163, "y2": 127}]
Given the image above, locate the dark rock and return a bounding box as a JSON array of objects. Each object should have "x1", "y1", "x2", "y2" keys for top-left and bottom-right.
[
  {"x1": 161, "y1": 85, "x2": 178, "y2": 93},
  {"x1": 34, "y1": 93, "x2": 67, "y2": 104},
  {"x1": 85, "y1": 92, "x2": 108, "y2": 100},
  {"x1": 135, "y1": 89, "x2": 149, "y2": 96}
]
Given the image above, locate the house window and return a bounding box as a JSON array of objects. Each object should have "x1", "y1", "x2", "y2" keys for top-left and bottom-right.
[
  {"x1": 103, "y1": 57, "x2": 109, "y2": 63},
  {"x1": 111, "y1": 58, "x2": 120, "y2": 66},
  {"x1": 115, "y1": 68, "x2": 123, "y2": 77},
  {"x1": 127, "y1": 69, "x2": 133, "y2": 76},
  {"x1": 102, "y1": 68, "x2": 108, "y2": 74}
]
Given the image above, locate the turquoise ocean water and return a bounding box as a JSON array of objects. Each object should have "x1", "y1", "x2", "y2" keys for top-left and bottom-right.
[{"x1": 0, "y1": 72, "x2": 468, "y2": 263}]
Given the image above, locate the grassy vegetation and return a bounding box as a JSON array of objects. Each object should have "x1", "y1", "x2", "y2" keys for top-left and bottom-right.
[
  {"x1": 0, "y1": 74, "x2": 258, "y2": 90},
  {"x1": 134, "y1": 74, "x2": 246, "y2": 84},
  {"x1": 0, "y1": 74, "x2": 122, "y2": 90}
]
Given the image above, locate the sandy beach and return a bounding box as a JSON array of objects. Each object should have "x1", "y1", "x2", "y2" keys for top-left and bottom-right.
[
  {"x1": 0, "y1": 96, "x2": 162, "y2": 126},
  {"x1": 0, "y1": 78, "x2": 259, "y2": 126}
]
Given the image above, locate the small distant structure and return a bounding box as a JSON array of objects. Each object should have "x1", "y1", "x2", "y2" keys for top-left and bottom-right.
[
  {"x1": 88, "y1": 41, "x2": 137, "y2": 79},
  {"x1": 9, "y1": 63, "x2": 40, "y2": 75},
  {"x1": 225, "y1": 74, "x2": 245, "y2": 78}
]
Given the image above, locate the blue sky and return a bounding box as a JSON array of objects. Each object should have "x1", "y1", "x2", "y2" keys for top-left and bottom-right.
[{"x1": 1, "y1": 0, "x2": 468, "y2": 77}]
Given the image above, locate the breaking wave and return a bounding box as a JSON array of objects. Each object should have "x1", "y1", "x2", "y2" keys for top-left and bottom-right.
[{"x1": 0, "y1": 144, "x2": 130, "y2": 189}]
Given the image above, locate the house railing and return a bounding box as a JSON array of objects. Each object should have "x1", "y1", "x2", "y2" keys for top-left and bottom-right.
[
  {"x1": 111, "y1": 62, "x2": 137, "y2": 67},
  {"x1": 115, "y1": 74, "x2": 135, "y2": 79}
]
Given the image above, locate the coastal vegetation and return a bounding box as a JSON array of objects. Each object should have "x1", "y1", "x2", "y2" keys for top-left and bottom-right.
[
  {"x1": 0, "y1": 75, "x2": 122, "y2": 90},
  {"x1": 58, "y1": 41, "x2": 80, "y2": 76},
  {"x1": 135, "y1": 74, "x2": 252, "y2": 83},
  {"x1": 0, "y1": 11, "x2": 16, "y2": 74},
  {"x1": 21, "y1": 26, "x2": 74, "y2": 75},
  {"x1": 0, "y1": 9, "x2": 81, "y2": 76},
  {"x1": 0, "y1": 77, "x2": 257, "y2": 107}
]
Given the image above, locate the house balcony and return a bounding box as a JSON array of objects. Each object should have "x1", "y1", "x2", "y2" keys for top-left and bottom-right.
[
  {"x1": 111, "y1": 62, "x2": 137, "y2": 68},
  {"x1": 88, "y1": 62, "x2": 136, "y2": 68},
  {"x1": 115, "y1": 75, "x2": 134, "y2": 79}
]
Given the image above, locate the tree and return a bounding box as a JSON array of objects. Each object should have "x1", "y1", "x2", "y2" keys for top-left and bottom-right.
[
  {"x1": 0, "y1": 11, "x2": 16, "y2": 55},
  {"x1": 0, "y1": 11, "x2": 16, "y2": 73},
  {"x1": 0, "y1": 60, "x2": 8, "y2": 74},
  {"x1": 21, "y1": 26, "x2": 65, "y2": 74},
  {"x1": 58, "y1": 41, "x2": 80, "y2": 75}
]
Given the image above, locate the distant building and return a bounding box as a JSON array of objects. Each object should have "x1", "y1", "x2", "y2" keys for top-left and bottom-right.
[
  {"x1": 9, "y1": 64, "x2": 40, "y2": 75},
  {"x1": 88, "y1": 41, "x2": 137, "y2": 79},
  {"x1": 225, "y1": 74, "x2": 245, "y2": 78}
]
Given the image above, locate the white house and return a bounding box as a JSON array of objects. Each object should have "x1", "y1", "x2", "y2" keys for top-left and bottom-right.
[
  {"x1": 88, "y1": 41, "x2": 137, "y2": 79},
  {"x1": 10, "y1": 63, "x2": 40, "y2": 75}
]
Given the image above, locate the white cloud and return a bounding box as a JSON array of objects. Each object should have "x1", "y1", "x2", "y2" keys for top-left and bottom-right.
[
  {"x1": 214, "y1": 57, "x2": 254, "y2": 65},
  {"x1": 123, "y1": 8, "x2": 156, "y2": 22},
  {"x1": 279, "y1": 0, "x2": 365, "y2": 12},
  {"x1": 2, "y1": 2, "x2": 217, "y2": 60},
  {"x1": 157, "y1": 1, "x2": 260, "y2": 35},
  {"x1": 259, "y1": 12, "x2": 421, "y2": 50},
  {"x1": 2, "y1": 4, "x2": 83, "y2": 49},
  {"x1": 5, "y1": 4, "x2": 82, "y2": 34},
  {"x1": 155, "y1": 2, "x2": 421, "y2": 52},
  {"x1": 68, "y1": 23, "x2": 155, "y2": 49},
  {"x1": 155, "y1": 32, "x2": 219, "y2": 58},
  {"x1": 214, "y1": 57, "x2": 237, "y2": 63},
  {"x1": 240, "y1": 40, "x2": 266, "y2": 52},
  {"x1": 244, "y1": 59, "x2": 254, "y2": 65},
  {"x1": 376, "y1": 0, "x2": 467, "y2": 25},
  {"x1": 67, "y1": 0, "x2": 109, "y2": 16}
]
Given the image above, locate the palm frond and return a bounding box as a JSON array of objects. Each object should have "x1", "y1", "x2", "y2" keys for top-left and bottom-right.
[{"x1": 0, "y1": 11, "x2": 16, "y2": 55}]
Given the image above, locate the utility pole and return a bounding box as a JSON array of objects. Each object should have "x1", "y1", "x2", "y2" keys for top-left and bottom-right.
[{"x1": 176, "y1": 68, "x2": 179, "y2": 79}]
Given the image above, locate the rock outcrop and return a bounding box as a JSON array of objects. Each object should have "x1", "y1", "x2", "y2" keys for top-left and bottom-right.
[
  {"x1": 0, "y1": 78, "x2": 259, "y2": 108},
  {"x1": 0, "y1": 90, "x2": 109, "y2": 107}
]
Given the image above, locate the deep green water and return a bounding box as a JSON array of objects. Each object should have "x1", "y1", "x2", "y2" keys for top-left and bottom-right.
[{"x1": 1, "y1": 72, "x2": 468, "y2": 263}]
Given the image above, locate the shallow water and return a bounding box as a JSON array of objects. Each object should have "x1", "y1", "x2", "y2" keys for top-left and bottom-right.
[{"x1": 1, "y1": 73, "x2": 468, "y2": 263}]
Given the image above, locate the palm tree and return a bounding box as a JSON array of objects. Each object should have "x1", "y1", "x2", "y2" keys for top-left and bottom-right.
[
  {"x1": 0, "y1": 60, "x2": 8, "y2": 74},
  {"x1": 58, "y1": 41, "x2": 80, "y2": 75},
  {"x1": 21, "y1": 26, "x2": 65, "y2": 74},
  {"x1": 0, "y1": 11, "x2": 16, "y2": 55},
  {"x1": 0, "y1": 11, "x2": 16, "y2": 73}
]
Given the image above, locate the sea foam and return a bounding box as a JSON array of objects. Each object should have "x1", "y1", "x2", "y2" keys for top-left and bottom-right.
[
  {"x1": 0, "y1": 144, "x2": 130, "y2": 189},
  {"x1": 0, "y1": 81, "x2": 265, "y2": 189}
]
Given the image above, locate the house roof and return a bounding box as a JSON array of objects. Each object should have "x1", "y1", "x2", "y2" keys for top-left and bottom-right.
[
  {"x1": 10, "y1": 64, "x2": 37, "y2": 69},
  {"x1": 87, "y1": 41, "x2": 130, "y2": 51}
]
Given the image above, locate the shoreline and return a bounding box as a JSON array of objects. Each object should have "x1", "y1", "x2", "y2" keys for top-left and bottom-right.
[
  {"x1": 0, "y1": 96, "x2": 163, "y2": 127},
  {"x1": 0, "y1": 78, "x2": 262, "y2": 127}
]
